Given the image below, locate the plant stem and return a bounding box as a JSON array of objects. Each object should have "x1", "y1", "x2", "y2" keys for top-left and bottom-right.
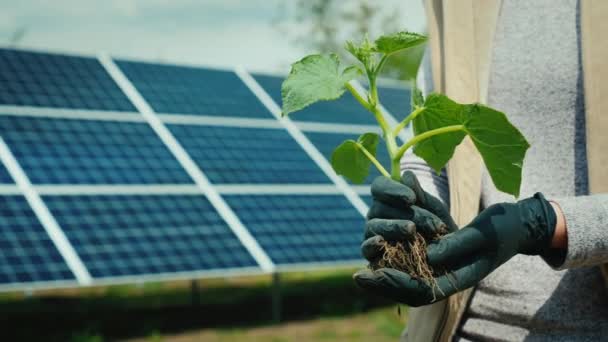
[
  {"x1": 393, "y1": 106, "x2": 425, "y2": 136},
  {"x1": 366, "y1": 71, "x2": 398, "y2": 180},
  {"x1": 370, "y1": 106, "x2": 391, "y2": 140},
  {"x1": 347, "y1": 63, "x2": 402, "y2": 182},
  {"x1": 368, "y1": 73, "x2": 379, "y2": 107},
  {"x1": 374, "y1": 55, "x2": 389, "y2": 78},
  {"x1": 395, "y1": 124, "x2": 465, "y2": 161},
  {"x1": 357, "y1": 142, "x2": 391, "y2": 178},
  {"x1": 345, "y1": 82, "x2": 372, "y2": 112},
  {"x1": 346, "y1": 82, "x2": 391, "y2": 135},
  {"x1": 390, "y1": 157, "x2": 401, "y2": 181}
]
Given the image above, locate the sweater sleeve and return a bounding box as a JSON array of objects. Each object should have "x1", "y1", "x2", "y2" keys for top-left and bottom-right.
[
  {"x1": 401, "y1": 149, "x2": 450, "y2": 206},
  {"x1": 542, "y1": 194, "x2": 608, "y2": 269}
]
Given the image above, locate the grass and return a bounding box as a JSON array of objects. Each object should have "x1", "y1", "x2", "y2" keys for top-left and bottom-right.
[
  {"x1": 128, "y1": 306, "x2": 407, "y2": 342},
  {"x1": 0, "y1": 269, "x2": 407, "y2": 341}
]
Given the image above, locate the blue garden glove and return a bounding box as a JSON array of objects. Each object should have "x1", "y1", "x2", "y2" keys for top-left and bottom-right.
[{"x1": 354, "y1": 188, "x2": 557, "y2": 307}]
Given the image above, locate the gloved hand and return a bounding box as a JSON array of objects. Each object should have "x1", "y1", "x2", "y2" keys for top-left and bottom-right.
[
  {"x1": 380, "y1": 170, "x2": 458, "y2": 232},
  {"x1": 354, "y1": 192, "x2": 557, "y2": 307},
  {"x1": 354, "y1": 172, "x2": 454, "y2": 304},
  {"x1": 366, "y1": 171, "x2": 457, "y2": 235},
  {"x1": 359, "y1": 172, "x2": 456, "y2": 262}
]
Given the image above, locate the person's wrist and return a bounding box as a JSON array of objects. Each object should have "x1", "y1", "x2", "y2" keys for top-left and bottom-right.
[
  {"x1": 549, "y1": 201, "x2": 567, "y2": 249},
  {"x1": 519, "y1": 193, "x2": 557, "y2": 255}
]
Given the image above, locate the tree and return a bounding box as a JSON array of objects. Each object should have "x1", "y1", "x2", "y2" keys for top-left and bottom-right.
[{"x1": 276, "y1": 0, "x2": 425, "y2": 81}]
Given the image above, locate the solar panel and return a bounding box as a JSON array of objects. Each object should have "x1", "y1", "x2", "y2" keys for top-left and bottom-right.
[
  {"x1": 168, "y1": 124, "x2": 332, "y2": 184},
  {"x1": 43, "y1": 194, "x2": 259, "y2": 278},
  {"x1": 117, "y1": 60, "x2": 274, "y2": 119},
  {"x1": 0, "y1": 163, "x2": 13, "y2": 183},
  {"x1": 224, "y1": 194, "x2": 364, "y2": 265},
  {"x1": 253, "y1": 73, "x2": 376, "y2": 125},
  {"x1": 360, "y1": 195, "x2": 373, "y2": 207},
  {"x1": 0, "y1": 115, "x2": 192, "y2": 184},
  {"x1": 304, "y1": 131, "x2": 391, "y2": 184},
  {"x1": 0, "y1": 49, "x2": 135, "y2": 111},
  {"x1": 0, "y1": 196, "x2": 75, "y2": 284},
  {"x1": 0, "y1": 48, "x2": 388, "y2": 291}
]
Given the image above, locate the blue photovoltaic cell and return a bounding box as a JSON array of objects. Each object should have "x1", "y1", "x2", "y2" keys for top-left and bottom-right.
[
  {"x1": 253, "y1": 74, "x2": 376, "y2": 125},
  {"x1": 0, "y1": 116, "x2": 192, "y2": 184},
  {"x1": 0, "y1": 163, "x2": 13, "y2": 183},
  {"x1": 117, "y1": 60, "x2": 273, "y2": 118},
  {"x1": 43, "y1": 195, "x2": 259, "y2": 278},
  {"x1": 0, "y1": 49, "x2": 135, "y2": 111},
  {"x1": 378, "y1": 85, "x2": 411, "y2": 120},
  {"x1": 0, "y1": 196, "x2": 75, "y2": 284},
  {"x1": 304, "y1": 131, "x2": 390, "y2": 184},
  {"x1": 169, "y1": 124, "x2": 331, "y2": 184},
  {"x1": 224, "y1": 194, "x2": 364, "y2": 265},
  {"x1": 360, "y1": 195, "x2": 373, "y2": 207}
]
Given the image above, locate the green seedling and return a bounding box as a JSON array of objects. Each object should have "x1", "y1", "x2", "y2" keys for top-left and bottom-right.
[
  {"x1": 281, "y1": 31, "x2": 530, "y2": 288},
  {"x1": 282, "y1": 31, "x2": 529, "y2": 197}
]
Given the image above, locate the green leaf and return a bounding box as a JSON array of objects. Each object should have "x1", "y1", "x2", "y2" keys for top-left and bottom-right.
[
  {"x1": 412, "y1": 93, "x2": 530, "y2": 197},
  {"x1": 281, "y1": 54, "x2": 361, "y2": 116},
  {"x1": 465, "y1": 104, "x2": 530, "y2": 197},
  {"x1": 345, "y1": 37, "x2": 375, "y2": 67},
  {"x1": 413, "y1": 94, "x2": 467, "y2": 172},
  {"x1": 374, "y1": 31, "x2": 427, "y2": 55},
  {"x1": 412, "y1": 83, "x2": 424, "y2": 111},
  {"x1": 331, "y1": 133, "x2": 380, "y2": 184}
]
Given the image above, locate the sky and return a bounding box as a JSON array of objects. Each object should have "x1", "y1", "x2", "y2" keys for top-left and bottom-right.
[{"x1": 0, "y1": 0, "x2": 425, "y2": 74}]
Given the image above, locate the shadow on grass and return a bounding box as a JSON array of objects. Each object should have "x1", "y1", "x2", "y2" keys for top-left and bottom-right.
[{"x1": 0, "y1": 270, "x2": 396, "y2": 341}]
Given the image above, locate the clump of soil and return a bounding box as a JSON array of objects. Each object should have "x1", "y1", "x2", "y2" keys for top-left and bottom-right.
[{"x1": 370, "y1": 229, "x2": 447, "y2": 301}]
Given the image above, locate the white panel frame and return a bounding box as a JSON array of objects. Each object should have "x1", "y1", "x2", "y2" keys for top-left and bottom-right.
[
  {"x1": 351, "y1": 185, "x2": 372, "y2": 195},
  {"x1": 0, "y1": 279, "x2": 80, "y2": 293},
  {"x1": 0, "y1": 267, "x2": 264, "y2": 293},
  {"x1": 35, "y1": 184, "x2": 202, "y2": 196},
  {"x1": 0, "y1": 105, "x2": 144, "y2": 122},
  {"x1": 235, "y1": 66, "x2": 369, "y2": 217},
  {"x1": 214, "y1": 184, "x2": 342, "y2": 195},
  {"x1": 32, "y1": 184, "x2": 347, "y2": 196},
  {"x1": 2, "y1": 184, "x2": 364, "y2": 196},
  {"x1": 68, "y1": 266, "x2": 264, "y2": 289},
  {"x1": 0, "y1": 184, "x2": 21, "y2": 195},
  {"x1": 98, "y1": 53, "x2": 276, "y2": 274},
  {"x1": 158, "y1": 113, "x2": 282, "y2": 129},
  {"x1": 294, "y1": 121, "x2": 380, "y2": 134},
  {"x1": 0, "y1": 137, "x2": 93, "y2": 285},
  {"x1": 274, "y1": 259, "x2": 365, "y2": 273}
]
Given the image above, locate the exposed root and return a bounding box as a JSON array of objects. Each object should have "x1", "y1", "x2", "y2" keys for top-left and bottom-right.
[{"x1": 370, "y1": 231, "x2": 447, "y2": 301}]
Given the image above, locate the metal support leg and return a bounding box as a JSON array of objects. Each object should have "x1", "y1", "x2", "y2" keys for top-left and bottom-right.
[
  {"x1": 191, "y1": 279, "x2": 200, "y2": 306},
  {"x1": 272, "y1": 272, "x2": 282, "y2": 323}
]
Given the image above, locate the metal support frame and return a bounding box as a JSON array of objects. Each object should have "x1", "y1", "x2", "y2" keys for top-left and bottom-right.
[
  {"x1": 191, "y1": 279, "x2": 200, "y2": 306},
  {"x1": 271, "y1": 272, "x2": 282, "y2": 323}
]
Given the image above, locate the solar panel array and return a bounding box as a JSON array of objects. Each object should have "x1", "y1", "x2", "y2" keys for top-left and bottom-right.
[{"x1": 0, "y1": 47, "x2": 411, "y2": 290}]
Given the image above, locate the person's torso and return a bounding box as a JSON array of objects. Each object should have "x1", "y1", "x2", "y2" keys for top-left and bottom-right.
[{"x1": 455, "y1": 0, "x2": 608, "y2": 340}]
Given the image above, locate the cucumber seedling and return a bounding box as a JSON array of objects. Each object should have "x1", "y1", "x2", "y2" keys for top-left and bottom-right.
[{"x1": 281, "y1": 31, "x2": 529, "y2": 291}]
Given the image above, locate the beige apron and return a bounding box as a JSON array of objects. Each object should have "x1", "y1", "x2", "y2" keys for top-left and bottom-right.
[{"x1": 404, "y1": 1, "x2": 608, "y2": 341}]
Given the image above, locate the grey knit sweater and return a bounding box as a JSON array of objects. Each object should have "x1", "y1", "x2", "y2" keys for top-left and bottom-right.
[{"x1": 403, "y1": 0, "x2": 608, "y2": 340}]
